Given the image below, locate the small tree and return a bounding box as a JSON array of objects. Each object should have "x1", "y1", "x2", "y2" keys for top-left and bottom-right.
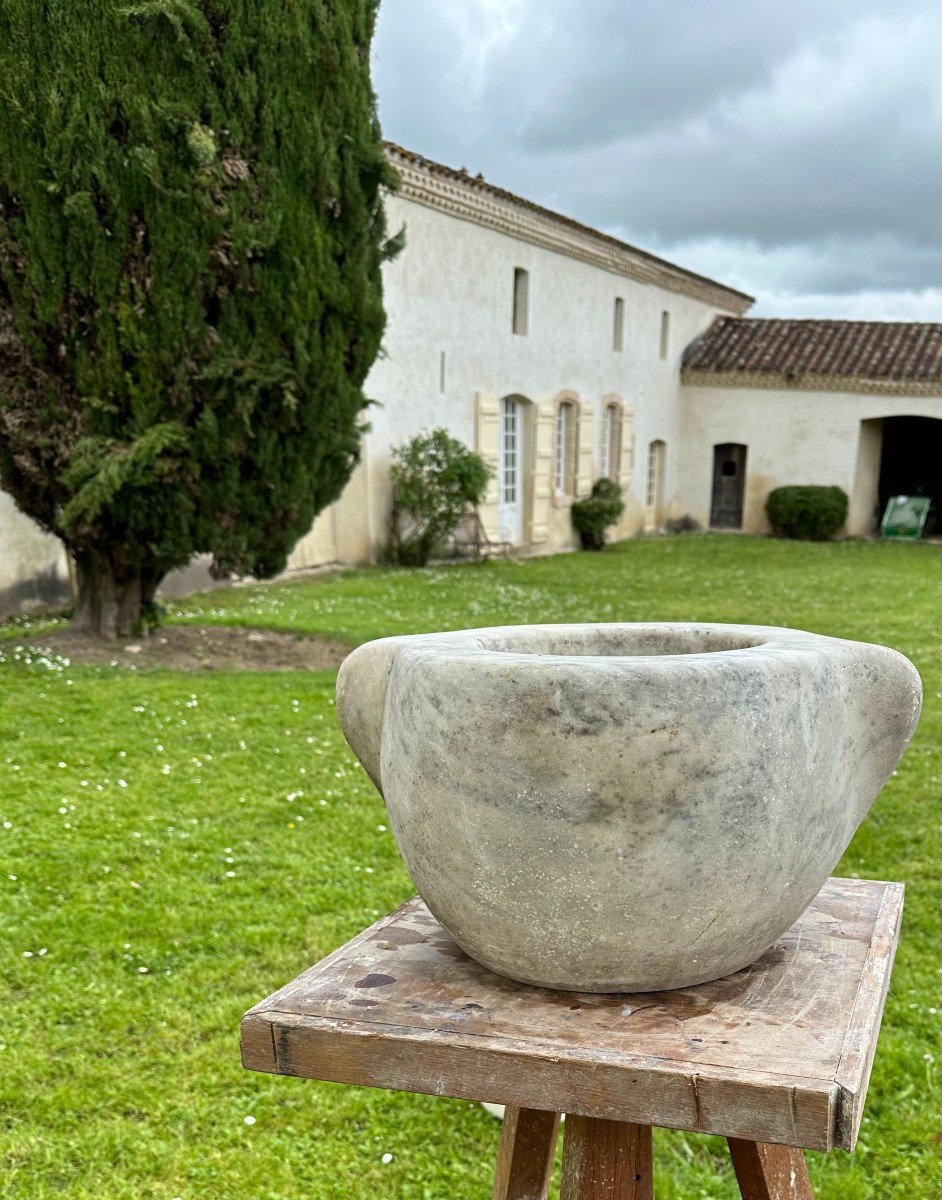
[
  {"x1": 389, "y1": 429, "x2": 490, "y2": 566},
  {"x1": 0, "y1": 1, "x2": 398, "y2": 636},
  {"x1": 571, "y1": 478, "x2": 625, "y2": 550}
]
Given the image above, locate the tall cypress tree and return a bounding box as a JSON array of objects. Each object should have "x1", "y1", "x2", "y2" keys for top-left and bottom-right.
[{"x1": 0, "y1": 0, "x2": 397, "y2": 636}]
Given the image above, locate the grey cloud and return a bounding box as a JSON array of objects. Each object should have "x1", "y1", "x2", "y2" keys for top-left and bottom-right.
[
  {"x1": 751, "y1": 289, "x2": 942, "y2": 320},
  {"x1": 477, "y1": 0, "x2": 914, "y2": 149},
  {"x1": 652, "y1": 235, "x2": 940, "y2": 302},
  {"x1": 373, "y1": 1, "x2": 942, "y2": 316}
]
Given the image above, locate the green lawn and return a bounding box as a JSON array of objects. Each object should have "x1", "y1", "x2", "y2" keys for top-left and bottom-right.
[{"x1": 1, "y1": 535, "x2": 939, "y2": 1199}]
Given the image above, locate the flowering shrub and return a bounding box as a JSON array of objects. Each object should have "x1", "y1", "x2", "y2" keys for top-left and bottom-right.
[{"x1": 388, "y1": 430, "x2": 491, "y2": 566}]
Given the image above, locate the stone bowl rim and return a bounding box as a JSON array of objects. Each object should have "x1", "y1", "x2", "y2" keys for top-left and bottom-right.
[{"x1": 382, "y1": 621, "x2": 849, "y2": 669}]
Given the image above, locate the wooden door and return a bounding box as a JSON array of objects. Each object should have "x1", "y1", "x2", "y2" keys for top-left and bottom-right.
[{"x1": 711, "y1": 443, "x2": 747, "y2": 529}]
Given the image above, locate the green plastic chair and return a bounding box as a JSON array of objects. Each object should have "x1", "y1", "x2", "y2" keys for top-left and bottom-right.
[{"x1": 881, "y1": 495, "x2": 931, "y2": 540}]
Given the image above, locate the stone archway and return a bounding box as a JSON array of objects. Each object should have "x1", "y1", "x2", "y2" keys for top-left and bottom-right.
[
  {"x1": 879, "y1": 417, "x2": 942, "y2": 535},
  {"x1": 850, "y1": 415, "x2": 942, "y2": 536}
]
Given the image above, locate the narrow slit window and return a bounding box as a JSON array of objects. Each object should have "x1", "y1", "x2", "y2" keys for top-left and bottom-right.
[
  {"x1": 439, "y1": 351, "x2": 446, "y2": 394},
  {"x1": 613, "y1": 298, "x2": 625, "y2": 352},
  {"x1": 659, "y1": 310, "x2": 671, "y2": 360},
  {"x1": 512, "y1": 268, "x2": 529, "y2": 336}
]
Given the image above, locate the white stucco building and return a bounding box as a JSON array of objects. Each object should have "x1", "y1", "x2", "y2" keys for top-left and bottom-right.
[
  {"x1": 286, "y1": 144, "x2": 753, "y2": 574},
  {"x1": 1, "y1": 144, "x2": 940, "y2": 614},
  {"x1": 679, "y1": 318, "x2": 942, "y2": 536}
]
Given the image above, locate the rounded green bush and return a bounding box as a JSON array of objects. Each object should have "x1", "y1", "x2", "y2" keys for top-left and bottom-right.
[{"x1": 766, "y1": 486, "x2": 849, "y2": 540}]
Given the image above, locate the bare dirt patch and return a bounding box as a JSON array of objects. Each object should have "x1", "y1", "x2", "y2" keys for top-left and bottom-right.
[{"x1": 14, "y1": 624, "x2": 349, "y2": 672}]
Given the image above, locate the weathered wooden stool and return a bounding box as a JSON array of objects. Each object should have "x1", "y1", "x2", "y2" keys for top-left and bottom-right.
[{"x1": 241, "y1": 877, "x2": 902, "y2": 1199}]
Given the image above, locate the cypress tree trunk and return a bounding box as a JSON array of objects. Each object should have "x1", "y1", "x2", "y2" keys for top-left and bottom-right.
[{"x1": 71, "y1": 552, "x2": 160, "y2": 639}]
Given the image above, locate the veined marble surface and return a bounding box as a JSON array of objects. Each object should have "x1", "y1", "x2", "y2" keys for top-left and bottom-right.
[{"x1": 337, "y1": 623, "x2": 921, "y2": 992}]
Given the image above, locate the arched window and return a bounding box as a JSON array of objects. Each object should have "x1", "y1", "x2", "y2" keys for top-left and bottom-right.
[
  {"x1": 496, "y1": 394, "x2": 533, "y2": 544},
  {"x1": 600, "y1": 401, "x2": 622, "y2": 481},
  {"x1": 645, "y1": 439, "x2": 666, "y2": 530},
  {"x1": 554, "y1": 399, "x2": 577, "y2": 497}
]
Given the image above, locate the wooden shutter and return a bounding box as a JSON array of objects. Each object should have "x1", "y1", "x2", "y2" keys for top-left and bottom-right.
[
  {"x1": 619, "y1": 405, "x2": 635, "y2": 490},
  {"x1": 475, "y1": 391, "x2": 501, "y2": 538},
  {"x1": 576, "y1": 401, "x2": 595, "y2": 497},
  {"x1": 530, "y1": 400, "x2": 556, "y2": 544}
]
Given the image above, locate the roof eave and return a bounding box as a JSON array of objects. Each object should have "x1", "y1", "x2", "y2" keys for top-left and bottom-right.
[
  {"x1": 384, "y1": 142, "x2": 754, "y2": 315},
  {"x1": 681, "y1": 368, "x2": 942, "y2": 396}
]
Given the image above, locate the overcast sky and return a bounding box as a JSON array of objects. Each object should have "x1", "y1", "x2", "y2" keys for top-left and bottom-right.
[{"x1": 373, "y1": 1, "x2": 941, "y2": 319}]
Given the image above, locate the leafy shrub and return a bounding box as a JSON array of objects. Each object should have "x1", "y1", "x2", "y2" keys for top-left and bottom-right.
[
  {"x1": 389, "y1": 430, "x2": 491, "y2": 566},
  {"x1": 766, "y1": 486, "x2": 849, "y2": 540},
  {"x1": 571, "y1": 478, "x2": 625, "y2": 550}
]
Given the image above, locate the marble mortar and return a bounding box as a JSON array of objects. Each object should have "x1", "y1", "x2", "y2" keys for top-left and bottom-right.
[{"x1": 337, "y1": 623, "x2": 921, "y2": 992}]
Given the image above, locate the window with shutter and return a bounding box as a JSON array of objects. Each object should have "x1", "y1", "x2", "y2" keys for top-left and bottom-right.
[
  {"x1": 601, "y1": 402, "x2": 621, "y2": 481},
  {"x1": 619, "y1": 405, "x2": 635, "y2": 489},
  {"x1": 474, "y1": 391, "x2": 501, "y2": 538},
  {"x1": 645, "y1": 439, "x2": 667, "y2": 531},
  {"x1": 554, "y1": 401, "x2": 576, "y2": 497},
  {"x1": 576, "y1": 400, "x2": 594, "y2": 498},
  {"x1": 531, "y1": 400, "x2": 556, "y2": 541}
]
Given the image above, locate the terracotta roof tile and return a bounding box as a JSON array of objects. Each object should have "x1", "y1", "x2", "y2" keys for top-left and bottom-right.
[{"x1": 683, "y1": 318, "x2": 942, "y2": 383}]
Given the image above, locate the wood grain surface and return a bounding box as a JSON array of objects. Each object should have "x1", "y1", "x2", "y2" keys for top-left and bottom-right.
[
  {"x1": 560, "y1": 1117, "x2": 652, "y2": 1200},
  {"x1": 728, "y1": 1137, "x2": 814, "y2": 1199},
  {"x1": 493, "y1": 1106, "x2": 560, "y2": 1200},
  {"x1": 241, "y1": 877, "x2": 903, "y2": 1152}
]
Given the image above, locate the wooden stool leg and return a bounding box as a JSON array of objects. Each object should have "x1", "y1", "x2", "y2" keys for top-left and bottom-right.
[
  {"x1": 492, "y1": 1106, "x2": 561, "y2": 1200},
  {"x1": 560, "y1": 1116, "x2": 653, "y2": 1200},
  {"x1": 727, "y1": 1138, "x2": 814, "y2": 1200}
]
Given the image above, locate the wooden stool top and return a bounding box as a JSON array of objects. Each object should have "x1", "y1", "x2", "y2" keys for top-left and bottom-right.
[{"x1": 241, "y1": 877, "x2": 902, "y2": 1153}]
